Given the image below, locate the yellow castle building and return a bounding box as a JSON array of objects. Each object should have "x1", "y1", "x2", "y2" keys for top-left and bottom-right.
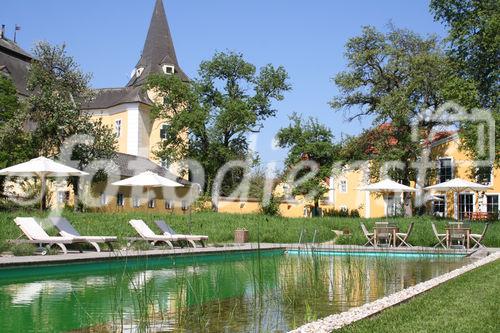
[{"x1": 330, "y1": 132, "x2": 499, "y2": 219}]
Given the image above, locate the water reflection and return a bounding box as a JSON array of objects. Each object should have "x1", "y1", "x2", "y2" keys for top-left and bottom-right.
[{"x1": 0, "y1": 252, "x2": 469, "y2": 332}]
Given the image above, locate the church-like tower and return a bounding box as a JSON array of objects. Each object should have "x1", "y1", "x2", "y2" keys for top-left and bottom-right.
[
  {"x1": 127, "y1": 0, "x2": 188, "y2": 86},
  {"x1": 85, "y1": 0, "x2": 187, "y2": 161}
]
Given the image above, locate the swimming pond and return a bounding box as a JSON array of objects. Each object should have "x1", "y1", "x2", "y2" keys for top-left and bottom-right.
[{"x1": 0, "y1": 250, "x2": 470, "y2": 332}]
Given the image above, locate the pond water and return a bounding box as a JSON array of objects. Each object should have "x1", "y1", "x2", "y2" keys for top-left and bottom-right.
[{"x1": 0, "y1": 250, "x2": 469, "y2": 332}]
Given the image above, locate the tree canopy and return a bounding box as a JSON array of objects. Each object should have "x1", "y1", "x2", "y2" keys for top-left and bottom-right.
[
  {"x1": 330, "y1": 25, "x2": 476, "y2": 183},
  {"x1": 146, "y1": 51, "x2": 290, "y2": 195},
  {"x1": 27, "y1": 42, "x2": 116, "y2": 168},
  {"x1": 276, "y1": 113, "x2": 340, "y2": 208},
  {"x1": 430, "y1": 0, "x2": 500, "y2": 165}
]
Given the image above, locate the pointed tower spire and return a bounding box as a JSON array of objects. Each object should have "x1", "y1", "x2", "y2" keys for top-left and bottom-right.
[{"x1": 127, "y1": 0, "x2": 188, "y2": 86}]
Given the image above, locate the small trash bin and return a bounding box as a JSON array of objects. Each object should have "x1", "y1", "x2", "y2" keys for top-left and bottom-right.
[{"x1": 234, "y1": 229, "x2": 249, "y2": 243}]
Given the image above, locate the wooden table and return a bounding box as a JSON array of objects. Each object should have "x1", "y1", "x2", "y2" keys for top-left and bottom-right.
[
  {"x1": 374, "y1": 223, "x2": 399, "y2": 247},
  {"x1": 445, "y1": 226, "x2": 471, "y2": 249}
]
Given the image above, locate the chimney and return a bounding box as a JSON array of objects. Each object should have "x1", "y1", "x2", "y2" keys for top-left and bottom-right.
[{"x1": 0, "y1": 25, "x2": 5, "y2": 39}]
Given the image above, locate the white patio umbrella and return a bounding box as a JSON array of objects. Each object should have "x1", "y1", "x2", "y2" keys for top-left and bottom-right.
[
  {"x1": 112, "y1": 171, "x2": 183, "y2": 206},
  {"x1": 112, "y1": 171, "x2": 183, "y2": 188},
  {"x1": 424, "y1": 178, "x2": 491, "y2": 220},
  {"x1": 357, "y1": 179, "x2": 416, "y2": 193},
  {"x1": 358, "y1": 179, "x2": 416, "y2": 218},
  {"x1": 0, "y1": 156, "x2": 88, "y2": 210}
]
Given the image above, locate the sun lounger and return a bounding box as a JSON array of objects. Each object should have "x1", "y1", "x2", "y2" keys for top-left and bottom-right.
[
  {"x1": 49, "y1": 216, "x2": 117, "y2": 252},
  {"x1": 128, "y1": 219, "x2": 184, "y2": 249},
  {"x1": 155, "y1": 220, "x2": 208, "y2": 248},
  {"x1": 13, "y1": 217, "x2": 88, "y2": 255}
]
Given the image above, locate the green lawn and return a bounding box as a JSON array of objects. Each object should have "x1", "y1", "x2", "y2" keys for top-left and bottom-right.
[
  {"x1": 335, "y1": 258, "x2": 500, "y2": 333},
  {"x1": 0, "y1": 210, "x2": 498, "y2": 252}
]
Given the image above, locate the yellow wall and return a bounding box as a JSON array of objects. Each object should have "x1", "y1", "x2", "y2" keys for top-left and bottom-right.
[
  {"x1": 332, "y1": 166, "x2": 388, "y2": 219},
  {"x1": 91, "y1": 112, "x2": 128, "y2": 154},
  {"x1": 428, "y1": 136, "x2": 500, "y2": 218}
]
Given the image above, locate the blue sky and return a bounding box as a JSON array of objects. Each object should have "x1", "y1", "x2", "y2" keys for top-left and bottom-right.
[{"x1": 1, "y1": 0, "x2": 446, "y2": 167}]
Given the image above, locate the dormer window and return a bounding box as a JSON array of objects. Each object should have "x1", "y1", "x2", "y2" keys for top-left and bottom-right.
[
  {"x1": 162, "y1": 64, "x2": 175, "y2": 75},
  {"x1": 136, "y1": 67, "x2": 144, "y2": 77}
]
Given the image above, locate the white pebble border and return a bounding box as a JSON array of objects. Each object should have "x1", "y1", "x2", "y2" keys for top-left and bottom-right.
[{"x1": 289, "y1": 251, "x2": 500, "y2": 333}]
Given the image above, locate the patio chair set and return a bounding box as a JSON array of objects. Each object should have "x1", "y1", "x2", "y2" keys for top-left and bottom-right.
[
  {"x1": 11, "y1": 217, "x2": 208, "y2": 255},
  {"x1": 361, "y1": 221, "x2": 489, "y2": 249},
  {"x1": 432, "y1": 222, "x2": 489, "y2": 250},
  {"x1": 361, "y1": 222, "x2": 414, "y2": 247}
]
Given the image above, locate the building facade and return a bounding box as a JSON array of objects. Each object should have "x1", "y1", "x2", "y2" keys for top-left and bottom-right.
[{"x1": 328, "y1": 133, "x2": 499, "y2": 219}]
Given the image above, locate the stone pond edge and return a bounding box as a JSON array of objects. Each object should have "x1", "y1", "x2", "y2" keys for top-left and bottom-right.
[{"x1": 288, "y1": 250, "x2": 500, "y2": 333}]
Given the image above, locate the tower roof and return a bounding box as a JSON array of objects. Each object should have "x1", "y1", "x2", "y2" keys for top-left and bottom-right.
[{"x1": 127, "y1": 0, "x2": 188, "y2": 86}]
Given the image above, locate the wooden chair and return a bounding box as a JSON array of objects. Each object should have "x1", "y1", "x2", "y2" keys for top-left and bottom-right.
[
  {"x1": 432, "y1": 223, "x2": 446, "y2": 248},
  {"x1": 360, "y1": 223, "x2": 374, "y2": 246},
  {"x1": 396, "y1": 222, "x2": 414, "y2": 247},
  {"x1": 470, "y1": 223, "x2": 490, "y2": 249}
]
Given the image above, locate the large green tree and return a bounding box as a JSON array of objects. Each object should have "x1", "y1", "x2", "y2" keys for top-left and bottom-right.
[
  {"x1": 330, "y1": 25, "x2": 476, "y2": 184},
  {"x1": 146, "y1": 51, "x2": 290, "y2": 195},
  {"x1": 430, "y1": 0, "x2": 500, "y2": 165},
  {"x1": 431, "y1": 0, "x2": 499, "y2": 108},
  {"x1": 26, "y1": 42, "x2": 116, "y2": 209},
  {"x1": 0, "y1": 76, "x2": 34, "y2": 196},
  {"x1": 276, "y1": 113, "x2": 340, "y2": 211}
]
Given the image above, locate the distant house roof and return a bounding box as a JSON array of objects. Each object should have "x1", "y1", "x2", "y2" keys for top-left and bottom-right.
[
  {"x1": 83, "y1": 85, "x2": 152, "y2": 110},
  {"x1": 110, "y1": 152, "x2": 190, "y2": 185},
  {"x1": 0, "y1": 37, "x2": 33, "y2": 97}
]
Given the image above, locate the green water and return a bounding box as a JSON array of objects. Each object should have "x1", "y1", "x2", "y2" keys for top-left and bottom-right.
[{"x1": 0, "y1": 250, "x2": 469, "y2": 332}]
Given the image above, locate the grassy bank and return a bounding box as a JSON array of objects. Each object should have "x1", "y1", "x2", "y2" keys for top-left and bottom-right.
[
  {"x1": 0, "y1": 210, "x2": 498, "y2": 251},
  {"x1": 335, "y1": 258, "x2": 500, "y2": 333}
]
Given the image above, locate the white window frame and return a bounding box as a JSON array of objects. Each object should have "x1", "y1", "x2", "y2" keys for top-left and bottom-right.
[
  {"x1": 165, "y1": 199, "x2": 174, "y2": 210},
  {"x1": 57, "y1": 191, "x2": 68, "y2": 204},
  {"x1": 148, "y1": 198, "x2": 156, "y2": 209},
  {"x1": 437, "y1": 157, "x2": 453, "y2": 183},
  {"x1": 114, "y1": 119, "x2": 122, "y2": 139},
  {"x1": 339, "y1": 180, "x2": 347, "y2": 193},
  {"x1": 100, "y1": 193, "x2": 107, "y2": 206},
  {"x1": 116, "y1": 193, "x2": 125, "y2": 207},
  {"x1": 162, "y1": 64, "x2": 175, "y2": 75},
  {"x1": 432, "y1": 194, "x2": 447, "y2": 217},
  {"x1": 475, "y1": 164, "x2": 494, "y2": 186},
  {"x1": 132, "y1": 197, "x2": 141, "y2": 208},
  {"x1": 160, "y1": 123, "x2": 169, "y2": 141},
  {"x1": 455, "y1": 192, "x2": 476, "y2": 220},
  {"x1": 485, "y1": 194, "x2": 499, "y2": 214}
]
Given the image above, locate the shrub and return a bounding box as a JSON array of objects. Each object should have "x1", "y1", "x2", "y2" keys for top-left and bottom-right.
[
  {"x1": 0, "y1": 240, "x2": 10, "y2": 254},
  {"x1": 11, "y1": 243, "x2": 36, "y2": 256},
  {"x1": 260, "y1": 194, "x2": 281, "y2": 216},
  {"x1": 350, "y1": 209, "x2": 360, "y2": 218}
]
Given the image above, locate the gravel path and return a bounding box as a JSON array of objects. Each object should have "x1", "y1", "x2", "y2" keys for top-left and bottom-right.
[{"x1": 289, "y1": 251, "x2": 500, "y2": 333}]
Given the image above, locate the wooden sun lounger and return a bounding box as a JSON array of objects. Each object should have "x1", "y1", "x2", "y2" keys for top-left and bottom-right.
[
  {"x1": 13, "y1": 217, "x2": 90, "y2": 255},
  {"x1": 128, "y1": 219, "x2": 187, "y2": 249},
  {"x1": 155, "y1": 220, "x2": 208, "y2": 248},
  {"x1": 49, "y1": 217, "x2": 117, "y2": 252}
]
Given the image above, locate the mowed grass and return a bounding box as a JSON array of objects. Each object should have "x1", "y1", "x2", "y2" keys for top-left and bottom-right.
[
  {"x1": 335, "y1": 259, "x2": 500, "y2": 333},
  {"x1": 0, "y1": 210, "x2": 498, "y2": 248}
]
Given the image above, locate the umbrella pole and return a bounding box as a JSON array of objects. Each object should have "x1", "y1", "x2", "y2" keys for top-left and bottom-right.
[{"x1": 40, "y1": 173, "x2": 47, "y2": 211}]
